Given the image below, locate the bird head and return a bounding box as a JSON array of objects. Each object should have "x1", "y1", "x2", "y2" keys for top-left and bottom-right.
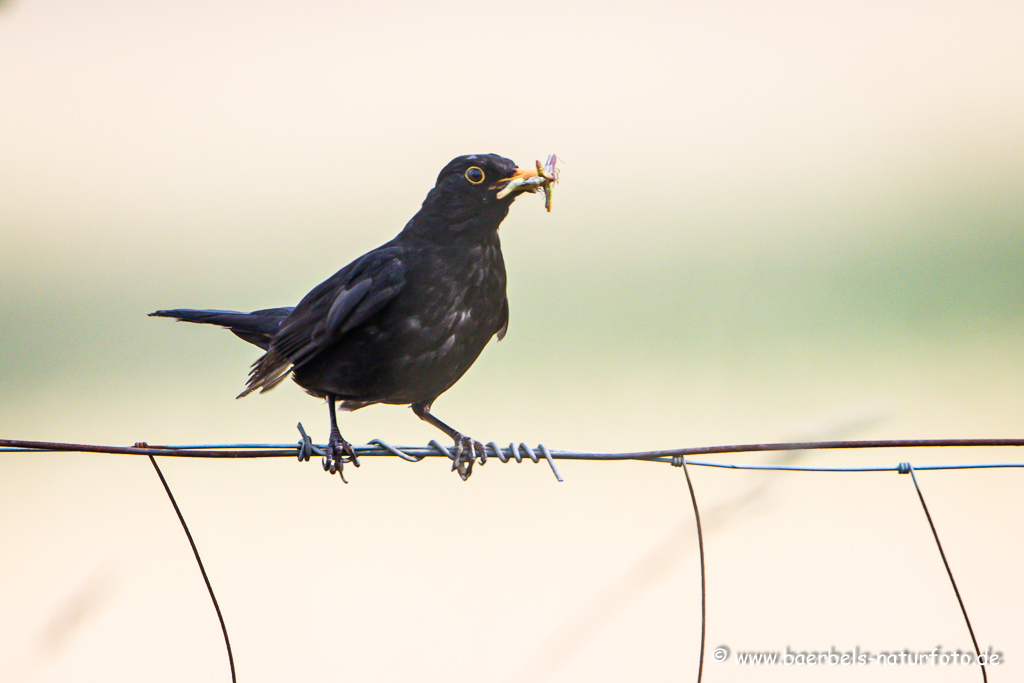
[{"x1": 409, "y1": 153, "x2": 556, "y2": 238}]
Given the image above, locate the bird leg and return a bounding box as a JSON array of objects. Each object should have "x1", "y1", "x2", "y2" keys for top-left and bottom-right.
[
  {"x1": 412, "y1": 402, "x2": 485, "y2": 480},
  {"x1": 323, "y1": 394, "x2": 359, "y2": 482}
]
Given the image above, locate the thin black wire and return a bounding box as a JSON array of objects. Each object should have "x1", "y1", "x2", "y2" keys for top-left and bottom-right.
[
  {"x1": 679, "y1": 460, "x2": 1024, "y2": 472},
  {"x1": 148, "y1": 455, "x2": 236, "y2": 683},
  {"x1": 905, "y1": 464, "x2": 986, "y2": 683},
  {"x1": 680, "y1": 458, "x2": 706, "y2": 683}
]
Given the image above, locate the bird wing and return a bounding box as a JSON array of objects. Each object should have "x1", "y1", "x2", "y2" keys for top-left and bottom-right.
[{"x1": 240, "y1": 248, "x2": 406, "y2": 396}]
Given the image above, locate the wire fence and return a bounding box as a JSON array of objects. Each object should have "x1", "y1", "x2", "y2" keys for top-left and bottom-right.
[{"x1": 5, "y1": 433, "x2": 1022, "y2": 683}]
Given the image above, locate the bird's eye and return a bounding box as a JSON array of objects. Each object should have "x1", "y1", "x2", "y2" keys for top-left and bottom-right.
[{"x1": 464, "y1": 166, "x2": 485, "y2": 184}]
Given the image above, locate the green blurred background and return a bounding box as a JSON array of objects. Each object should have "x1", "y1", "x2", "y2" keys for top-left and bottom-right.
[{"x1": 2, "y1": 1, "x2": 1022, "y2": 681}]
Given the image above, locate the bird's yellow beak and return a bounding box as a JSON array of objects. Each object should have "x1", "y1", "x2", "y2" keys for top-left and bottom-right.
[{"x1": 494, "y1": 154, "x2": 559, "y2": 211}]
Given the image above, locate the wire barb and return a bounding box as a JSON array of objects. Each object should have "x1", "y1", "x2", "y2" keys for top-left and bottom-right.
[
  {"x1": 538, "y1": 444, "x2": 563, "y2": 482},
  {"x1": 295, "y1": 423, "x2": 324, "y2": 462}
]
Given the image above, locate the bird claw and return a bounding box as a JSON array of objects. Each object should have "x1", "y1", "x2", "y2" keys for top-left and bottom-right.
[
  {"x1": 322, "y1": 429, "x2": 358, "y2": 483},
  {"x1": 452, "y1": 434, "x2": 486, "y2": 481}
]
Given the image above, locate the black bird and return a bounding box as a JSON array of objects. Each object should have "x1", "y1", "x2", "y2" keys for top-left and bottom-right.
[{"x1": 151, "y1": 153, "x2": 554, "y2": 480}]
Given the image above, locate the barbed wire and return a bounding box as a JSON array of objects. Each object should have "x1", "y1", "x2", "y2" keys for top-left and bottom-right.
[{"x1": 4, "y1": 434, "x2": 1024, "y2": 482}]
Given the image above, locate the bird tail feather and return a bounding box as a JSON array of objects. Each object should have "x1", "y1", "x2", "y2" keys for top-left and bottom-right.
[
  {"x1": 238, "y1": 348, "x2": 294, "y2": 398},
  {"x1": 148, "y1": 307, "x2": 292, "y2": 350}
]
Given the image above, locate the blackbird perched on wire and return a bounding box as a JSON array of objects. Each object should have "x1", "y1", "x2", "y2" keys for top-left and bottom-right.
[{"x1": 151, "y1": 153, "x2": 556, "y2": 481}]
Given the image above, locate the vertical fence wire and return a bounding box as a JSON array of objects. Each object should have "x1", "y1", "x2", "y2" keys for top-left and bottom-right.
[
  {"x1": 904, "y1": 463, "x2": 986, "y2": 683},
  {"x1": 147, "y1": 455, "x2": 237, "y2": 683},
  {"x1": 680, "y1": 458, "x2": 706, "y2": 683}
]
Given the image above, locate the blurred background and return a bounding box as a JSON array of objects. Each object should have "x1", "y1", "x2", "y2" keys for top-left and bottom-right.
[{"x1": 2, "y1": 0, "x2": 1022, "y2": 681}]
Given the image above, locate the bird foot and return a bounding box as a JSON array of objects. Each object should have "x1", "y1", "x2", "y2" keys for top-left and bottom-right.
[
  {"x1": 322, "y1": 428, "x2": 359, "y2": 483},
  {"x1": 452, "y1": 434, "x2": 486, "y2": 481}
]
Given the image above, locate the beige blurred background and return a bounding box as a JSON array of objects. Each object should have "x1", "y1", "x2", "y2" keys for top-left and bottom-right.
[{"x1": 2, "y1": 0, "x2": 1023, "y2": 681}]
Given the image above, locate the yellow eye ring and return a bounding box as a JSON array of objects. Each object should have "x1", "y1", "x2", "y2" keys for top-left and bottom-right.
[{"x1": 464, "y1": 166, "x2": 485, "y2": 184}]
